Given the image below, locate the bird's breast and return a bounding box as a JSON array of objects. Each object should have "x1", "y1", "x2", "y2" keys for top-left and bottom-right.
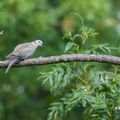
[{"x1": 21, "y1": 46, "x2": 37, "y2": 59}]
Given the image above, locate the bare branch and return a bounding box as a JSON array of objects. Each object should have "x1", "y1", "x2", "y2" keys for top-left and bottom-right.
[{"x1": 0, "y1": 54, "x2": 120, "y2": 68}]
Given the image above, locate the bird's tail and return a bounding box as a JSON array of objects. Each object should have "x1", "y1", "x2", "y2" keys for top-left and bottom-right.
[{"x1": 5, "y1": 59, "x2": 17, "y2": 74}]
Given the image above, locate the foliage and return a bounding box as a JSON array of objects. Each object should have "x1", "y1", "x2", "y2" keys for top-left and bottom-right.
[{"x1": 38, "y1": 23, "x2": 120, "y2": 120}]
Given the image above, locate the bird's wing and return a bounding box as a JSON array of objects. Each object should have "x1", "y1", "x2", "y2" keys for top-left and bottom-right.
[
  {"x1": 13, "y1": 43, "x2": 32, "y2": 53},
  {"x1": 6, "y1": 43, "x2": 33, "y2": 59},
  {"x1": 6, "y1": 53, "x2": 12, "y2": 59},
  {"x1": 12, "y1": 43, "x2": 35, "y2": 59}
]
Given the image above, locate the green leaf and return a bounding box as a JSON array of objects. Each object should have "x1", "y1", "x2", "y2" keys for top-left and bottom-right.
[{"x1": 64, "y1": 42, "x2": 75, "y2": 52}]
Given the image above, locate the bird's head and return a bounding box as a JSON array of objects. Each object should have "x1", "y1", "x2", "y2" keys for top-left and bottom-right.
[{"x1": 33, "y1": 40, "x2": 43, "y2": 47}]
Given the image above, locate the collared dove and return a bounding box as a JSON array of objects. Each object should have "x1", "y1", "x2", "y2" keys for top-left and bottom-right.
[{"x1": 5, "y1": 40, "x2": 43, "y2": 73}]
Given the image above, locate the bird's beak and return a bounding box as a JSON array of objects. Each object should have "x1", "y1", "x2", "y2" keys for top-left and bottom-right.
[{"x1": 40, "y1": 44, "x2": 42, "y2": 47}]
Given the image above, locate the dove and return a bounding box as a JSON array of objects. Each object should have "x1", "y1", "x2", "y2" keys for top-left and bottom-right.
[{"x1": 5, "y1": 40, "x2": 43, "y2": 73}]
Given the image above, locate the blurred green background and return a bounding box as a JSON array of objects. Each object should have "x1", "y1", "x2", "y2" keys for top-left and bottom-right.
[{"x1": 0, "y1": 0, "x2": 120, "y2": 120}]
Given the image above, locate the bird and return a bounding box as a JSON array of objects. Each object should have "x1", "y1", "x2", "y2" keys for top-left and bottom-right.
[{"x1": 5, "y1": 40, "x2": 43, "y2": 73}]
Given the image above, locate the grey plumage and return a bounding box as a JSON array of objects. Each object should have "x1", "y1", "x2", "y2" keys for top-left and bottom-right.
[
  {"x1": 5, "y1": 59, "x2": 18, "y2": 74},
  {"x1": 5, "y1": 40, "x2": 43, "y2": 73}
]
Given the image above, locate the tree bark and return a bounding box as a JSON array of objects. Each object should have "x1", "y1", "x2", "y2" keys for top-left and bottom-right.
[{"x1": 0, "y1": 54, "x2": 120, "y2": 68}]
